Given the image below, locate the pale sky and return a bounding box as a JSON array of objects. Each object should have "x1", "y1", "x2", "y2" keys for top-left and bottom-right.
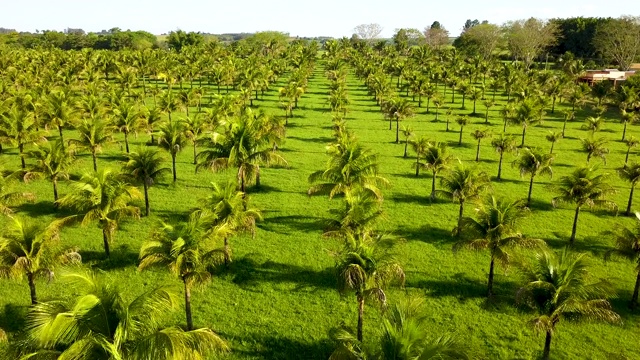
[{"x1": 1, "y1": 0, "x2": 637, "y2": 37}]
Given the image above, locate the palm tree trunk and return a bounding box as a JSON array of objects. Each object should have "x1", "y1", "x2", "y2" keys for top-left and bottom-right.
[
  {"x1": 143, "y1": 181, "x2": 150, "y2": 217},
  {"x1": 457, "y1": 201, "x2": 464, "y2": 234},
  {"x1": 357, "y1": 294, "x2": 365, "y2": 343},
  {"x1": 550, "y1": 142, "x2": 555, "y2": 154},
  {"x1": 224, "y1": 237, "x2": 231, "y2": 266},
  {"x1": 473, "y1": 100, "x2": 477, "y2": 114},
  {"x1": 53, "y1": 178, "x2": 59, "y2": 204},
  {"x1": 102, "y1": 228, "x2": 111, "y2": 258},
  {"x1": 172, "y1": 153, "x2": 177, "y2": 182},
  {"x1": 184, "y1": 279, "x2": 194, "y2": 330},
  {"x1": 389, "y1": 117, "x2": 392, "y2": 130},
  {"x1": 458, "y1": 126, "x2": 463, "y2": 145},
  {"x1": 503, "y1": 118, "x2": 508, "y2": 133},
  {"x1": 527, "y1": 175, "x2": 535, "y2": 207},
  {"x1": 626, "y1": 148, "x2": 631, "y2": 166},
  {"x1": 430, "y1": 170, "x2": 437, "y2": 200},
  {"x1": 404, "y1": 140, "x2": 408, "y2": 158},
  {"x1": 395, "y1": 120, "x2": 400, "y2": 144},
  {"x1": 551, "y1": 97, "x2": 556, "y2": 114},
  {"x1": 542, "y1": 331, "x2": 552, "y2": 360},
  {"x1": 488, "y1": 255, "x2": 495, "y2": 297},
  {"x1": 124, "y1": 131, "x2": 130, "y2": 153},
  {"x1": 626, "y1": 184, "x2": 635, "y2": 216},
  {"x1": 415, "y1": 153, "x2": 420, "y2": 176},
  {"x1": 497, "y1": 152, "x2": 504, "y2": 180},
  {"x1": 240, "y1": 171, "x2": 246, "y2": 193},
  {"x1": 19, "y1": 143, "x2": 25, "y2": 169},
  {"x1": 193, "y1": 142, "x2": 197, "y2": 165},
  {"x1": 28, "y1": 272, "x2": 37, "y2": 305},
  {"x1": 475, "y1": 139, "x2": 481, "y2": 161},
  {"x1": 623, "y1": 121, "x2": 628, "y2": 141},
  {"x1": 570, "y1": 206, "x2": 581, "y2": 245},
  {"x1": 562, "y1": 118, "x2": 568, "y2": 138},
  {"x1": 58, "y1": 125, "x2": 64, "y2": 142},
  {"x1": 256, "y1": 165, "x2": 261, "y2": 187},
  {"x1": 521, "y1": 125, "x2": 526, "y2": 147},
  {"x1": 630, "y1": 270, "x2": 640, "y2": 309},
  {"x1": 92, "y1": 151, "x2": 98, "y2": 172}
]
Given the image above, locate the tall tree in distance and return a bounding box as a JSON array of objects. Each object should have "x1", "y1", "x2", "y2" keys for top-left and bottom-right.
[
  {"x1": 593, "y1": 16, "x2": 640, "y2": 70},
  {"x1": 353, "y1": 23, "x2": 383, "y2": 43},
  {"x1": 424, "y1": 21, "x2": 450, "y2": 49},
  {"x1": 505, "y1": 18, "x2": 559, "y2": 68}
]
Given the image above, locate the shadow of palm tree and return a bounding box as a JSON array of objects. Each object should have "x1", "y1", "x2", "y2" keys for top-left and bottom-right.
[
  {"x1": 223, "y1": 332, "x2": 333, "y2": 360},
  {"x1": 394, "y1": 225, "x2": 454, "y2": 244},
  {"x1": 260, "y1": 215, "x2": 327, "y2": 234}
]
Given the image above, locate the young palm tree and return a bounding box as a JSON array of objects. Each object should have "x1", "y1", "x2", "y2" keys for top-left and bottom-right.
[
  {"x1": 553, "y1": 167, "x2": 617, "y2": 245},
  {"x1": 23, "y1": 270, "x2": 229, "y2": 359},
  {"x1": 483, "y1": 99, "x2": 494, "y2": 124},
  {"x1": 437, "y1": 164, "x2": 491, "y2": 234},
  {"x1": 182, "y1": 113, "x2": 210, "y2": 165},
  {"x1": 122, "y1": 148, "x2": 171, "y2": 216},
  {"x1": 0, "y1": 170, "x2": 34, "y2": 215},
  {"x1": 57, "y1": 169, "x2": 141, "y2": 257},
  {"x1": 335, "y1": 231, "x2": 405, "y2": 343},
  {"x1": 0, "y1": 105, "x2": 47, "y2": 169},
  {"x1": 384, "y1": 97, "x2": 415, "y2": 144},
  {"x1": 512, "y1": 99, "x2": 539, "y2": 147},
  {"x1": 605, "y1": 213, "x2": 640, "y2": 308},
  {"x1": 492, "y1": 134, "x2": 517, "y2": 180},
  {"x1": 112, "y1": 102, "x2": 143, "y2": 153},
  {"x1": 624, "y1": 136, "x2": 639, "y2": 166},
  {"x1": 455, "y1": 196, "x2": 544, "y2": 296},
  {"x1": 513, "y1": 148, "x2": 554, "y2": 207},
  {"x1": 620, "y1": 109, "x2": 637, "y2": 142},
  {"x1": 582, "y1": 116, "x2": 605, "y2": 134},
  {"x1": 139, "y1": 210, "x2": 225, "y2": 330},
  {"x1": 0, "y1": 216, "x2": 80, "y2": 304},
  {"x1": 69, "y1": 118, "x2": 113, "y2": 171},
  {"x1": 43, "y1": 90, "x2": 76, "y2": 142},
  {"x1": 471, "y1": 129, "x2": 491, "y2": 162},
  {"x1": 24, "y1": 138, "x2": 75, "y2": 204},
  {"x1": 619, "y1": 162, "x2": 640, "y2": 216},
  {"x1": 545, "y1": 131, "x2": 562, "y2": 154},
  {"x1": 400, "y1": 125, "x2": 414, "y2": 158},
  {"x1": 423, "y1": 142, "x2": 453, "y2": 200},
  {"x1": 581, "y1": 137, "x2": 609, "y2": 165},
  {"x1": 561, "y1": 110, "x2": 575, "y2": 138},
  {"x1": 517, "y1": 249, "x2": 620, "y2": 360},
  {"x1": 455, "y1": 116, "x2": 469, "y2": 146},
  {"x1": 157, "y1": 120, "x2": 188, "y2": 182},
  {"x1": 411, "y1": 136, "x2": 431, "y2": 177}
]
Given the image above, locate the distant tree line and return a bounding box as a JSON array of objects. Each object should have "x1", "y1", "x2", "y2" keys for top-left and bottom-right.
[{"x1": 0, "y1": 28, "x2": 160, "y2": 50}]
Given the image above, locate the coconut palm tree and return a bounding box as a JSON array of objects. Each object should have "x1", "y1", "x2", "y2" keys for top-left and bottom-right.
[
  {"x1": 582, "y1": 116, "x2": 605, "y2": 134},
  {"x1": 182, "y1": 113, "x2": 209, "y2": 165},
  {"x1": 492, "y1": 134, "x2": 517, "y2": 181},
  {"x1": 411, "y1": 136, "x2": 431, "y2": 177},
  {"x1": 471, "y1": 129, "x2": 491, "y2": 162},
  {"x1": 545, "y1": 131, "x2": 562, "y2": 154},
  {"x1": 139, "y1": 210, "x2": 225, "y2": 330},
  {"x1": 517, "y1": 249, "x2": 620, "y2": 360},
  {"x1": 158, "y1": 89, "x2": 181, "y2": 122},
  {"x1": 437, "y1": 165, "x2": 491, "y2": 234},
  {"x1": 553, "y1": 167, "x2": 617, "y2": 245},
  {"x1": 70, "y1": 118, "x2": 113, "y2": 172},
  {"x1": 384, "y1": 97, "x2": 415, "y2": 144},
  {"x1": 511, "y1": 99, "x2": 539, "y2": 147},
  {"x1": 23, "y1": 270, "x2": 229, "y2": 359},
  {"x1": 423, "y1": 142, "x2": 453, "y2": 200},
  {"x1": 156, "y1": 120, "x2": 188, "y2": 183},
  {"x1": 0, "y1": 169, "x2": 34, "y2": 215},
  {"x1": 400, "y1": 125, "x2": 414, "y2": 158},
  {"x1": 605, "y1": 213, "x2": 640, "y2": 308},
  {"x1": 483, "y1": 99, "x2": 495, "y2": 124},
  {"x1": 619, "y1": 162, "x2": 640, "y2": 216},
  {"x1": 122, "y1": 147, "x2": 171, "y2": 216},
  {"x1": 335, "y1": 231, "x2": 405, "y2": 343},
  {"x1": 0, "y1": 105, "x2": 47, "y2": 169},
  {"x1": 198, "y1": 181, "x2": 262, "y2": 265},
  {"x1": 0, "y1": 216, "x2": 80, "y2": 304},
  {"x1": 455, "y1": 196, "x2": 544, "y2": 296},
  {"x1": 581, "y1": 137, "x2": 609, "y2": 165},
  {"x1": 43, "y1": 89, "x2": 76, "y2": 142},
  {"x1": 624, "y1": 136, "x2": 639, "y2": 166},
  {"x1": 455, "y1": 116, "x2": 469, "y2": 146},
  {"x1": 561, "y1": 110, "x2": 575, "y2": 138},
  {"x1": 620, "y1": 109, "x2": 637, "y2": 142},
  {"x1": 324, "y1": 187, "x2": 384, "y2": 239},
  {"x1": 513, "y1": 148, "x2": 554, "y2": 207},
  {"x1": 24, "y1": 138, "x2": 75, "y2": 204},
  {"x1": 57, "y1": 169, "x2": 141, "y2": 257},
  {"x1": 112, "y1": 102, "x2": 143, "y2": 154}
]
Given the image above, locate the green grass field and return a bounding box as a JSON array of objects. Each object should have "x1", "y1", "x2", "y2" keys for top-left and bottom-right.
[{"x1": 1, "y1": 63, "x2": 640, "y2": 359}]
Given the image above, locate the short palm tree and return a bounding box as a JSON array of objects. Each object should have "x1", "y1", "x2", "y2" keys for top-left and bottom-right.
[
  {"x1": 513, "y1": 148, "x2": 554, "y2": 207},
  {"x1": 112, "y1": 102, "x2": 143, "y2": 153},
  {"x1": 455, "y1": 196, "x2": 544, "y2": 296},
  {"x1": 400, "y1": 125, "x2": 414, "y2": 158},
  {"x1": 582, "y1": 116, "x2": 605, "y2": 134},
  {"x1": 471, "y1": 129, "x2": 490, "y2": 161},
  {"x1": 157, "y1": 120, "x2": 188, "y2": 182},
  {"x1": 437, "y1": 164, "x2": 491, "y2": 234},
  {"x1": 139, "y1": 210, "x2": 225, "y2": 330},
  {"x1": 581, "y1": 137, "x2": 609, "y2": 165},
  {"x1": 182, "y1": 113, "x2": 209, "y2": 165},
  {"x1": 23, "y1": 270, "x2": 229, "y2": 359},
  {"x1": 57, "y1": 169, "x2": 141, "y2": 257},
  {"x1": 0, "y1": 105, "x2": 47, "y2": 169},
  {"x1": 0, "y1": 216, "x2": 80, "y2": 304},
  {"x1": 0, "y1": 170, "x2": 34, "y2": 215},
  {"x1": 69, "y1": 118, "x2": 112, "y2": 171},
  {"x1": 619, "y1": 162, "x2": 640, "y2": 216},
  {"x1": 383, "y1": 97, "x2": 415, "y2": 144},
  {"x1": 455, "y1": 116, "x2": 469, "y2": 146},
  {"x1": 605, "y1": 213, "x2": 640, "y2": 308},
  {"x1": 122, "y1": 147, "x2": 171, "y2": 216},
  {"x1": 545, "y1": 131, "x2": 562, "y2": 154},
  {"x1": 624, "y1": 136, "x2": 639, "y2": 166},
  {"x1": 423, "y1": 142, "x2": 453, "y2": 200},
  {"x1": 492, "y1": 134, "x2": 517, "y2": 180},
  {"x1": 553, "y1": 167, "x2": 617, "y2": 245},
  {"x1": 24, "y1": 138, "x2": 75, "y2": 204},
  {"x1": 411, "y1": 136, "x2": 431, "y2": 177},
  {"x1": 335, "y1": 231, "x2": 405, "y2": 343},
  {"x1": 517, "y1": 249, "x2": 620, "y2": 360}
]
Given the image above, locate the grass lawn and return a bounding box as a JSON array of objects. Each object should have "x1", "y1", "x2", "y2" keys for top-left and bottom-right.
[{"x1": 1, "y1": 62, "x2": 640, "y2": 359}]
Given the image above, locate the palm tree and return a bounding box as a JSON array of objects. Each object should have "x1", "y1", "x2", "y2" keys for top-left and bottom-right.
[
  {"x1": 492, "y1": 134, "x2": 517, "y2": 181},
  {"x1": 157, "y1": 121, "x2": 188, "y2": 182},
  {"x1": 122, "y1": 148, "x2": 171, "y2": 216},
  {"x1": 471, "y1": 129, "x2": 490, "y2": 162},
  {"x1": 0, "y1": 216, "x2": 80, "y2": 304},
  {"x1": 198, "y1": 181, "x2": 262, "y2": 265},
  {"x1": 0, "y1": 170, "x2": 34, "y2": 215},
  {"x1": 400, "y1": 125, "x2": 414, "y2": 158},
  {"x1": 57, "y1": 169, "x2": 141, "y2": 257},
  {"x1": 582, "y1": 116, "x2": 605, "y2": 134},
  {"x1": 384, "y1": 98, "x2": 415, "y2": 144},
  {"x1": 432, "y1": 95, "x2": 444, "y2": 122},
  {"x1": 624, "y1": 136, "x2": 639, "y2": 166},
  {"x1": 411, "y1": 136, "x2": 431, "y2": 177},
  {"x1": 423, "y1": 142, "x2": 453, "y2": 200},
  {"x1": 605, "y1": 213, "x2": 640, "y2": 308},
  {"x1": 512, "y1": 99, "x2": 539, "y2": 147},
  {"x1": 23, "y1": 270, "x2": 229, "y2": 359},
  {"x1": 581, "y1": 137, "x2": 609, "y2": 165},
  {"x1": 158, "y1": 90, "x2": 180, "y2": 122},
  {"x1": 620, "y1": 109, "x2": 637, "y2": 142},
  {"x1": 335, "y1": 231, "x2": 405, "y2": 343},
  {"x1": 43, "y1": 90, "x2": 75, "y2": 142},
  {"x1": 455, "y1": 116, "x2": 469, "y2": 146},
  {"x1": 0, "y1": 105, "x2": 47, "y2": 169},
  {"x1": 517, "y1": 249, "x2": 620, "y2": 360},
  {"x1": 483, "y1": 99, "x2": 495, "y2": 124},
  {"x1": 112, "y1": 102, "x2": 143, "y2": 153},
  {"x1": 619, "y1": 163, "x2": 640, "y2": 216},
  {"x1": 561, "y1": 110, "x2": 575, "y2": 138},
  {"x1": 182, "y1": 113, "x2": 209, "y2": 165},
  {"x1": 24, "y1": 139, "x2": 75, "y2": 204},
  {"x1": 513, "y1": 148, "x2": 554, "y2": 207},
  {"x1": 69, "y1": 118, "x2": 112, "y2": 171},
  {"x1": 455, "y1": 196, "x2": 544, "y2": 296},
  {"x1": 553, "y1": 167, "x2": 617, "y2": 245},
  {"x1": 139, "y1": 210, "x2": 224, "y2": 330},
  {"x1": 324, "y1": 188, "x2": 383, "y2": 239},
  {"x1": 437, "y1": 165, "x2": 491, "y2": 234},
  {"x1": 545, "y1": 131, "x2": 562, "y2": 154}
]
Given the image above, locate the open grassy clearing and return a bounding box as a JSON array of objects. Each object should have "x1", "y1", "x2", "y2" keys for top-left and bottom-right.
[{"x1": 1, "y1": 58, "x2": 640, "y2": 360}]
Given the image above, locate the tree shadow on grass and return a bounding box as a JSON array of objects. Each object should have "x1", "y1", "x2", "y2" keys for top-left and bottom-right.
[
  {"x1": 544, "y1": 233, "x2": 611, "y2": 257},
  {"x1": 0, "y1": 303, "x2": 28, "y2": 333},
  {"x1": 394, "y1": 225, "x2": 455, "y2": 244},
  {"x1": 227, "y1": 333, "x2": 333, "y2": 360},
  {"x1": 287, "y1": 135, "x2": 334, "y2": 144},
  {"x1": 260, "y1": 214, "x2": 328, "y2": 234},
  {"x1": 227, "y1": 256, "x2": 336, "y2": 291},
  {"x1": 390, "y1": 193, "x2": 450, "y2": 207},
  {"x1": 15, "y1": 200, "x2": 61, "y2": 217},
  {"x1": 80, "y1": 245, "x2": 140, "y2": 271},
  {"x1": 527, "y1": 198, "x2": 554, "y2": 211}
]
